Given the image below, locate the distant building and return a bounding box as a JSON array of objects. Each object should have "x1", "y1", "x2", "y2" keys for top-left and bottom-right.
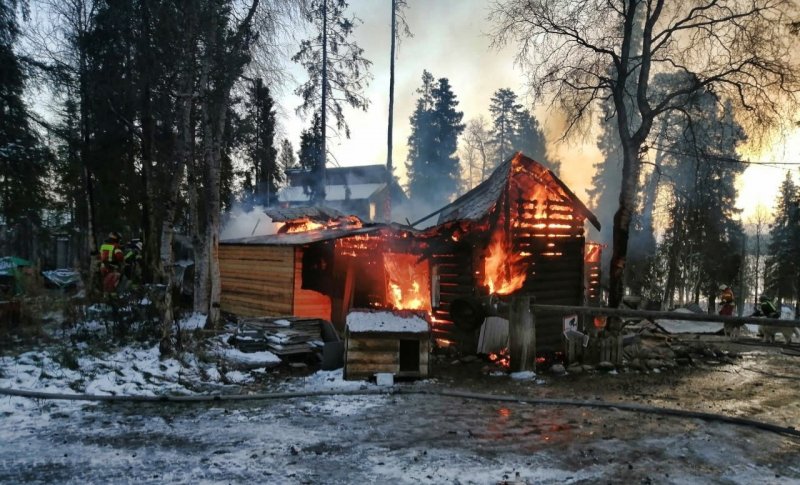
[{"x1": 277, "y1": 165, "x2": 407, "y2": 222}]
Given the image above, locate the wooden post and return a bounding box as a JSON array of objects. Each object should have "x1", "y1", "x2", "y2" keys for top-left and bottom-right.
[{"x1": 509, "y1": 294, "x2": 535, "y2": 372}]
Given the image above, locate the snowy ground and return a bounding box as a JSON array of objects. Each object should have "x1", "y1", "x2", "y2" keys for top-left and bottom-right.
[{"x1": 2, "y1": 325, "x2": 800, "y2": 483}]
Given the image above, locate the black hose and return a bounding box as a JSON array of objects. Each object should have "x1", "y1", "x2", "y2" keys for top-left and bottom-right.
[{"x1": 1, "y1": 385, "x2": 798, "y2": 439}]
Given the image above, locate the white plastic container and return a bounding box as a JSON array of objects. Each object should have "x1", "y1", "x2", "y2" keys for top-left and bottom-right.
[{"x1": 375, "y1": 373, "x2": 394, "y2": 386}]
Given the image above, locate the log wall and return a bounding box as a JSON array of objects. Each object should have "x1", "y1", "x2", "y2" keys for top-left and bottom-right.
[
  {"x1": 343, "y1": 333, "x2": 431, "y2": 380},
  {"x1": 219, "y1": 244, "x2": 294, "y2": 316}
]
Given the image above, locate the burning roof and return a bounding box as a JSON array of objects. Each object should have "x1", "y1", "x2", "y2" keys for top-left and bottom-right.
[{"x1": 435, "y1": 152, "x2": 601, "y2": 231}]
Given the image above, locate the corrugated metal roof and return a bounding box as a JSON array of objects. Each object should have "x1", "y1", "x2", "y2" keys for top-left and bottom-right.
[
  {"x1": 221, "y1": 225, "x2": 383, "y2": 246},
  {"x1": 436, "y1": 153, "x2": 601, "y2": 230}
]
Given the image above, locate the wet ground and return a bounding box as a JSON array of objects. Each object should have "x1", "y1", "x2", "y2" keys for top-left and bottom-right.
[{"x1": 2, "y1": 336, "x2": 800, "y2": 484}]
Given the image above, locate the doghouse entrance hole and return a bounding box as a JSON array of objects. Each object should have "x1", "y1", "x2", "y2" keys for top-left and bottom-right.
[{"x1": 399, "y1": 340, "x2": 419, "y2": 372}]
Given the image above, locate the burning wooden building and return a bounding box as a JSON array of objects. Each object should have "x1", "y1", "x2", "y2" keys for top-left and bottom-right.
[
  {"x1": 219, "y1": 153, "x2": 600, "y2": 362},
  {"x1": 219, "y1": 207, "x2": 426, "y2": 329},
  {"x1": 416, "y1": 152, "x2": 601, "y2": 354}
]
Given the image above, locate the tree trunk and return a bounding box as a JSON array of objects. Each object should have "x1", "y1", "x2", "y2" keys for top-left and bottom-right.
[
  {"x1": 608, "y1": 141, "x2": 641, "y2": 308},
  {"x1": 384, "y1": 0, "x2": 396, "y2": 222},
  {"x1": 189, "y1": 153, "x2": 208, "y2": 314},
  {"x1": 319, "y1": 0, "x2": 328, "y2": 203}
]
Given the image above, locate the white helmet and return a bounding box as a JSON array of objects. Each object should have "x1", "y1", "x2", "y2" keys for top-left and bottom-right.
[{"x1": 719, "y1": 284, "x2": 728, "y2": 291}]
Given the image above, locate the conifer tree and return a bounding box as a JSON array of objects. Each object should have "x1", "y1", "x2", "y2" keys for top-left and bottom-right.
[
  {"x1": 406, "y1": 70, "x2": 464, "y2": 209},
  {"x1": 765, "y1": 172, "x2": 800, "y2": 305},
  {"x1": 488, "y1": 88, "x2": 521, "y2": 166},
  {"x1": 0, "y1": 0, "x2": 50, "y2": 256},
  {"x1": 293, "y1": 0, "x2": 372, "y2": 203}
]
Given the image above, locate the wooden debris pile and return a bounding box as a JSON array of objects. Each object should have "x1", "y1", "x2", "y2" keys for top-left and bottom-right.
[{"x1": 233, "y1": 316, "x2": 325, "y2": 357}]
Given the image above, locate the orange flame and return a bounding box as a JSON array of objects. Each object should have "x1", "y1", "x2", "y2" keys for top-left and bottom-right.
[
  {"x1": 483, "y1": 229, "x2": 526, "y2": 295},
  {"x1": 383, "y1": 253, "x2": 431, "y2": 311},
  {"x1": 284, "y1": 220, "x2": 324, "y2": 233}
]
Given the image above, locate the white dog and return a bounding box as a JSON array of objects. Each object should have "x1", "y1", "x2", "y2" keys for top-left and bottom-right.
[{"x1": 759, "y1": 324, "x2": 800, "y2": 344}]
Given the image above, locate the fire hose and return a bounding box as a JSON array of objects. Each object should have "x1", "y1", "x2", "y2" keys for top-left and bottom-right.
[{"x1": 1, "y1": 385, "x2": 798, "y2": 439}]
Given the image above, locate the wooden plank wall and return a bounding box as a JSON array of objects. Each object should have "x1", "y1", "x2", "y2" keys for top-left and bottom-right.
[
  {"x1": 219, "y1": 244, "x2": 294, "y2": 316},
  {"x1": 344, "y1": 334, "x2": 430, "y2": 380},
  {"x1": 293, "y1": 247, "x2": 332, "y2": 321}
]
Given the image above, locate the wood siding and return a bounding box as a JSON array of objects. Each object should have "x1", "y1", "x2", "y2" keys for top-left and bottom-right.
[{"x1": 219, "y1": 245, "x2": 294, "y2": 316}]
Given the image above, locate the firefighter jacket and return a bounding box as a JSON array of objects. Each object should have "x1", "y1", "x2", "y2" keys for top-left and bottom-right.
[
  {"x1": 99, "y1": 242, "x2": 124, "y2": 267},
  {"x1": 759, "y1": 299, "x2": 779, "y2": 318}
]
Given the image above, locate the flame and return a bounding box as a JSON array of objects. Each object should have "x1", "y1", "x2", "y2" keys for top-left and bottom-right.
[
  {"x1": 488, "y1": 347, "x2": 510, "y2": 368},
  {"x1": 483, "y1": 229, "x2": 527, "y2": 295},
  {"x1": 284, "y1": 220, "x2": 324, "y2": 233},
  {"x1": 585, "y1": 242, "x2": 602, "y2": 263},
  {"x1": 383, "y1": 253, "x2": 431, "y2": 311},
  {"x1": 281, "y1": 215, "x2": 363, "y2": 234}
]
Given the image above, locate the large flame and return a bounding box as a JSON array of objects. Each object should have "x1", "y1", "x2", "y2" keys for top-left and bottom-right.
[
  {"x1": 383, "y1": 253, "x2": 432, "y2": 311},
  {"x1": 283, "y1": 220, "x2": 325, "y2": 233},
  {"x1": 483, "y1": 228, "x2": 527, "y2": 295}
]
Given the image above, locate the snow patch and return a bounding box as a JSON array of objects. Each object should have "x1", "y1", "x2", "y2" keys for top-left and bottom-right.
[
  {"x1": 655, "y1": 308, "x2": 724, "y2": 334},
  {"x1": 346, "y1": 310, "x2": 429, "y2": 333},
  {"x1": 179, "y1": 312, "x2": 207, "y2": 330}
]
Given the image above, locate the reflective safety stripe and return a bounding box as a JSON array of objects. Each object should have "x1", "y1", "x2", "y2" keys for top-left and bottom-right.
[{"x1": 100, "y1": 244, "x2": 116, "y2": 262}]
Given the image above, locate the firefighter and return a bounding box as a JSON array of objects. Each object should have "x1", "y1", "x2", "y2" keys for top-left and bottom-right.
[
  {"x1": 753, "y1": 295, "x2": 780, "y2": 319},
  {"x1": 123, "y1": 239, "x2": 144, "y2": 289},
  {"x1": 718, "y1": 284, "x2": 735, "y2": 316},
  {"x1": 99, "y1": 232, "x2": 124, "y2": 293}
]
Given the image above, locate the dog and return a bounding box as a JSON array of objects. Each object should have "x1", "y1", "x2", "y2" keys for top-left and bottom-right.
[
  {"x1": 758, "y1": 324, "x2": 800, "y2": 344},
  {"x1": 723, "y1": 322, "x2": 745, "y2": 339}
]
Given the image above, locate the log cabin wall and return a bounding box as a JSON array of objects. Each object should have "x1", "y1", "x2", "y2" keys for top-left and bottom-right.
[
  {"x1": 515, "y1": 199, "x2": 586, "y2": 352},
  {"x1": 219, "y1": 244, "x2": 295, "y2": 316},
  {"x1": 430, "y1": 242, "x2": 474, "y2": 341}
]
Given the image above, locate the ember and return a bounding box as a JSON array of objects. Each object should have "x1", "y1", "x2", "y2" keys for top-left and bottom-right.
[{"x1": 488, "y1": 347, "x2": 510, "y2": 368}]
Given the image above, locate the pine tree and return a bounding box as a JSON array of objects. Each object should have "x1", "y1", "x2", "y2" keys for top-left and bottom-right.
[
  {"x1": 298, "y1": 113, "x2": 324, "y2": 199},
  {"x1": 406, "y1": 71, "x2": 464, "y2": 209},
  {"x1": 765, "y1": 172, "x2": 800, "y2": 304},
  {"x1": 293, "y1": 0, "x2": 372, "y2": 202},
  {"x1": 0, "y1": 0, "x2": 50, "y2": 255},
  {"x1": 241, "y1": 79, "x2": 279, "y2": 204},
  {"x1": 278, "y1": 138, "x2": 298, "y2": 176},
  {"x1": 513, "y1": 109, "x2": 557, "y2": 173},
  {"x1": 488, "y1": 88, "x2": 521, "y2": 167}
]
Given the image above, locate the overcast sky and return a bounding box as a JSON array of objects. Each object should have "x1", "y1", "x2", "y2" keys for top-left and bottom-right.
[{"x1": 272, "y1": 0, "x2": 797, "y2": 221}]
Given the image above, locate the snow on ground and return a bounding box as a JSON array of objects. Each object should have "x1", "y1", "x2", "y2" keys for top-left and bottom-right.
[
  {"x1": 178, "y1": 312, "x2": 207, "y2": 330},
  {"x1": 213, "y1": 346, "x2": 281, "y2": 369},
  {"x1": 655, "y1": 308, "x2": 724, "y2": 334}
]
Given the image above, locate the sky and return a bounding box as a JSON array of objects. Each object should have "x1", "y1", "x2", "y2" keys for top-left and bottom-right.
[{"x1": 272, "y1": 0, "x2": 798, "y2": 222}]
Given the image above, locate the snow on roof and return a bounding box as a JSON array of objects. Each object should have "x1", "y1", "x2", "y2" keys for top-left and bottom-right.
[
  {"x1": 346, "y1": 310, "x2": 430, "y2": 334},
  {"x1": 277, "y1": 183, "x2": 386, "y2": 203}
]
